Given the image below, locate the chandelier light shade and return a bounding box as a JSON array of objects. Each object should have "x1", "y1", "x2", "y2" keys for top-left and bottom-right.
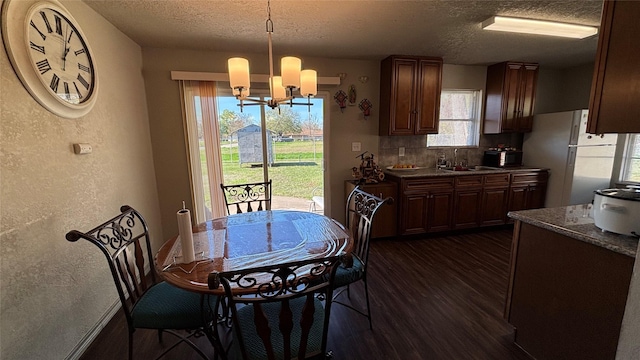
[
  {"x1": 228, "y1": 57, "x2": 251, "y2": 90},
  {"x1": 270, "y1": 76, "x2": 287, "y2": 100},
  {"x1": 481, "y1": 16, "x2": 598, "y2": 39},
  {"x1": 281, "y1": 56, "x2": 302, "y2": 88},
  {"x1": 300, "y1": 70, "x2": 317, "y2": 97},
  {"x1": 227, "y1": 0, "x2": 317, "y2": 111}
]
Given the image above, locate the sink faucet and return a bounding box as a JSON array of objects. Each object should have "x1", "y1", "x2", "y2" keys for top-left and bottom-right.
[{"x1": 454, "y1": 148, "x2": 458, "y2": 166}]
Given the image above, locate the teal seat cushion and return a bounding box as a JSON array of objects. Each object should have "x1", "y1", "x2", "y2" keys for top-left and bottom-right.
[
  {"x1": 333, "y1": 255, "x2": 364, "y2": 288},
  {"x1": 229, "y1": 297, "x2": 325, "y2": 360},
  {"x1": 132, "y1": 281, "x2": 216, "y2": 329}
]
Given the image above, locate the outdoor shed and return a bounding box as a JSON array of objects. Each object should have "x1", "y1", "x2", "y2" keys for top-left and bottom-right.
[{"x1": 235, "y1": 124, "x2": 274, "y2": 165}]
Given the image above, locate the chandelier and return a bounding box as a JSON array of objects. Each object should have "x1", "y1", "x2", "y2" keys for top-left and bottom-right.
[{"x1": 227, "y1": 0, "x2": 317, "y2": 111}]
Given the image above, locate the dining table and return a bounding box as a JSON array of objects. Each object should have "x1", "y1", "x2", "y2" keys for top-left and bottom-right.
[{"x1": 154, "y1": 210, "x2": 353, "y2": 295}]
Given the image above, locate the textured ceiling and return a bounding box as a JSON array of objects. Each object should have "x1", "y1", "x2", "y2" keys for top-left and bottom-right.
[{"x1": 82, "y1": 0, "x2": 604, "y2": 68}]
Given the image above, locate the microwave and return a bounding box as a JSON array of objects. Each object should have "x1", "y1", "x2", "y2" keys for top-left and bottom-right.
[{"x1": 483, "y1": 150, "x2": 523, "y2": 168}]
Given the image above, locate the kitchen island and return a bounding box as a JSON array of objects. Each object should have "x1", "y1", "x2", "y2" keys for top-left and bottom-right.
[{"x1": 506, "y1": 205, "x2": 638, "y2": 360}]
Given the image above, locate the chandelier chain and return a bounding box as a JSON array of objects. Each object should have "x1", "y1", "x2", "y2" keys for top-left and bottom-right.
[
  {"x1": 228, "y1": 0, "x2": 316, "y2": 112},
  {"x1": 266, "y1": 0, "x2": 273, "y2": 33}
]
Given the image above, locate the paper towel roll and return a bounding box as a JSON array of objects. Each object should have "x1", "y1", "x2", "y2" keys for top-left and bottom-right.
[{"x1": 177, "y1": 208, "x2": 196, "y2": 263}]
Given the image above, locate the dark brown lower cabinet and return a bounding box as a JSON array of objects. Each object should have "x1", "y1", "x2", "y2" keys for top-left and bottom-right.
[
  {"x1": 453, "y1": 173, "x2": 511, "y2": 229},
  {"x1": 400, "y1": 190, "x2": 455, "y2": 234},
  {"x1": 402, "y1": 193, "x2": 429, "y2": 234},
  {"x1": 395, "y1": 177, "x2": 454, "y2": 235},
  {"x1": 427, "y1": 190, "x2": 454, "y2": 232},
  {"x1": 387, "y1": 170, "x2": 547, "y2": 235},
  {"x1": 452, "y1": 175, "x2": 482, "y2": 229},
  {"x1": 480, "y1": 186, "x2": 509, "y2": 226},
  {"x1": 453, "y1": 189, "x2": 482, "y2": 229},
  {"x1": 506, "y1": 222, "x2": 633, "y2": 360},
  {"x1": 507, "y1": 172, "x2": 548, "y2": 222}
]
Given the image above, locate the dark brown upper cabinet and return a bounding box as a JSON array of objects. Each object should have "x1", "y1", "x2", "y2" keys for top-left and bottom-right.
[
  {"x1": 379, "y1": 55, "x2": 443, "y2": 136},
  {"x1": 588, "y1": 0, "x2": 640, "y2": 134},
  {"x1": 483, "y1": 62, "x2": 539, "y2": 134}
]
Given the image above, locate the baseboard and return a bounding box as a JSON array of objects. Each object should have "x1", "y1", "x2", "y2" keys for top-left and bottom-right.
[
  {"x1": 65, "y1": 298, "x2": 122, "y2": 360},
  {"x1": 65, "y1": 267, "x2": 152, "y2": 360}
]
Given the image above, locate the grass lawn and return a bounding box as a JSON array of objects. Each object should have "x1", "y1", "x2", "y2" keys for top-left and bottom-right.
[
  {"x1": 222, "y1": 162, "x2": 323, "y2": 199},
  {"x1": 202, "y1": 140, "x2": 324, "y2": 207}
]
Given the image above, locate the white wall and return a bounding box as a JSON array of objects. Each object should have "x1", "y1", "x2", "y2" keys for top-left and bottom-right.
[
  {"x1": 535, "y1": 63, "x2": 594, "y2": 114},
  {"x1": 442, "y1": 63, "x2": 487, "y2": 90},
  {"x1": 0, "y1": 1, "x2": 161, "y2": 359}
]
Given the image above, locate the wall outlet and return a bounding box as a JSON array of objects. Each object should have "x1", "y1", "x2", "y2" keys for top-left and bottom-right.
[
  {"x1": 73, "y1": 143, "x2": 92, "y2": 154},
  {"x1": 399, "y1": 147, "x2": 405, "y2": 157},
  {"x1": 351, "y1": 142, "x2": 361, "y2": 152}
]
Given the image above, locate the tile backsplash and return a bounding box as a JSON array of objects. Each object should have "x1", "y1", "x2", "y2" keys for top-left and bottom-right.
[{"x1": 378, "y1": 133, "x2": 523, "y2": 168}]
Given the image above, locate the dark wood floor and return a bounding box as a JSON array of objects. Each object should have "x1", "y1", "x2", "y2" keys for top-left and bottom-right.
[{"x1": 80, "y1": 227, "x2": 530, "y2": 360}]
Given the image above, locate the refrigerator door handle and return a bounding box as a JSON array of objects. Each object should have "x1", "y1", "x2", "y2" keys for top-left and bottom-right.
[
  {"x1": 569, "y1": 123, "x2": 579, "y2": 144},
  {"x1": 567, "y1": 147, "x2": 577, "y2": 168}
]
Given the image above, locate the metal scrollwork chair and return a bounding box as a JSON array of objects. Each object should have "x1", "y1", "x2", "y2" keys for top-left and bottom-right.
[
  {"x1": 66, "y1": 205, "x2": 218, "y2": 360},
  {"x1": 208, "y1": 256, "x2": 342, "y2": 360},
  {"x1": 333, "y1": 186, "x2": 391, "y2": 330},
  {"x1": 220, "y1": 180, "x2": 272, "y2": 215}
]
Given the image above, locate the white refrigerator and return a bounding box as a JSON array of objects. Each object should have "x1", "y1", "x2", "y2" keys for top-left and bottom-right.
[{"x1": 523, "y1": 110, "x2": 617, "y2": 208}]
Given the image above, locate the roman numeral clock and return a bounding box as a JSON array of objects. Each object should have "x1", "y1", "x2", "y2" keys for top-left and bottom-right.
[{"x1": 2, "y1": 0, "x2": 97, "y2": 118}]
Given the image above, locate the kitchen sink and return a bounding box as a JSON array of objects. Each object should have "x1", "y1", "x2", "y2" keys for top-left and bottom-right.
[
  {"x1": 441, "y1": 166, "x2": 503, "y2": 172},
  {"x1": 472, "y1": 166, "x2": 503, "y2": 171},
  {"x1": 441, "y1": 167, "x2": 476, "y2": 172}
]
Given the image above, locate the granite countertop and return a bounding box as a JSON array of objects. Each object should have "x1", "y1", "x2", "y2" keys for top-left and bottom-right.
[
  {"x1": 384, "y1": 166, "x2": 547, "y2": 178},
  {"x1": 508, "y1": 205, "x2": 639, "y2": 257}
]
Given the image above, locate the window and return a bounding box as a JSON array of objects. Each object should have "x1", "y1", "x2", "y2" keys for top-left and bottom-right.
[
  {"x1": 621, "y1": 134, "x2": 640, "y2": 183},
  {"x1": 427, "y1": 90, "x2": 481, "y2": 147}
]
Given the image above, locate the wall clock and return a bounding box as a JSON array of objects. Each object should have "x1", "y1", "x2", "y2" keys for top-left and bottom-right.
[{"x1": 2, "y1": 0, "x2": 98, "y2": 118}]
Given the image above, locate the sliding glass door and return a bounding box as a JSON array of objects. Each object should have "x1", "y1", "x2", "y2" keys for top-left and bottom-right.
[{"x1": 215, "y1": 89, "x2": 325, "y2": 213}]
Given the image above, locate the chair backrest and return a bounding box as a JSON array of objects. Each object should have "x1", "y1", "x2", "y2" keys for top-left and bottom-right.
[
  {"x1": 345, "y1": 186, "x2": 391, "y2": 269},
  {"x1": 220, "y1": 180, "x2": 272, "y2": 214},
  {"x1": 208, "y1": 256, "x2": 342, "y2": 360},
  {"x1": 66, "y1": 205, "x2": 155, "y2": 328}
]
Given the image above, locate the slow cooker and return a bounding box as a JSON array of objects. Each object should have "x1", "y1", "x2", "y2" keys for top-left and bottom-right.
[{"x1": 593, "y1": 187, "x2": 640, "y2": 237}]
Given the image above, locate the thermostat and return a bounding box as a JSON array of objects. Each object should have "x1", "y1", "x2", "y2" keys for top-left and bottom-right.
[{"x1": 73, "y1": 143, "x2": 92, "y2": 155}]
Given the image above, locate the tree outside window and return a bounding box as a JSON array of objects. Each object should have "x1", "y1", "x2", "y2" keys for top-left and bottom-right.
[
  {"x1": 622, "y1": 134, "x2": 640, "y2": 182},
  {"x1": 266, "y1": 106, "x2": 302, "y2": 139}
]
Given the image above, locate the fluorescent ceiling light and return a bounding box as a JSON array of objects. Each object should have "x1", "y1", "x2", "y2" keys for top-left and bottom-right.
[{"x1": 482, "y1": 16, "x2": 598, "y2": 39}]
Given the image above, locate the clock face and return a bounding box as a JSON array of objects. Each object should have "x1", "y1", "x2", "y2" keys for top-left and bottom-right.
[
  {"x1": 1, "y1": 0, "x2": 98, "y2": 118},
  {"x1": 26, "y1": 5, "x2": 95, "y2": 105}
]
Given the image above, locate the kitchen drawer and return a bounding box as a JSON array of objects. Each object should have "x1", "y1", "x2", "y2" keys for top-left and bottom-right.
[
  {"x1": 455, "y1": 175, "x2": 483, "y2": 188},
  {"x1": 511, "y1": 172, "x2": 548, "y2": 184},
  {"x1": 484, "y1": 173, "x2": 510, "y2": 187},
  {"x1": 403, "y1": 177, "x2": 454, "y2": 192}
]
